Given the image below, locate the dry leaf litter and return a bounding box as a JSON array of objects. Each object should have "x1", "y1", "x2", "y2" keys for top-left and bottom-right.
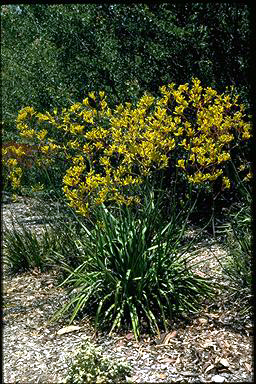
[{"x1": 2, "y1": 197, "x2": 253, "y2": 383}]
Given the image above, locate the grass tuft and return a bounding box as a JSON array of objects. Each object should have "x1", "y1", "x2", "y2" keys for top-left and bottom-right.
[{"x1": 51, "y1": 190, "x2": 214, "y2": 339}]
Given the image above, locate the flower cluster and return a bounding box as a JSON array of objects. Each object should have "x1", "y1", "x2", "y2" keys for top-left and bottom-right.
[
  {"x1": 2, "y1": 142, "x2": 30, "y2": 189},
  {"x1": 3, "y1": 79, "x2": 251, "y2": 215}
]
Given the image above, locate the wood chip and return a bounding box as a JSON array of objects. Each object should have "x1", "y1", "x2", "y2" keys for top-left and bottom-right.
[
  {"x1": 204, "y1": 364, "x2": 215, "y2": 374},
  {"x1": 219, "y1": 358, "x2": 229, "y2": 368},
  {"x1": 57, "y1": 325, "x2": 81, "y2": 335},
  {"x1": 164, "y1": 330, "x2": 177, "y2": 344},
  {"x1": 211, "y1": 374, "x2": 225, "y2": 382}
]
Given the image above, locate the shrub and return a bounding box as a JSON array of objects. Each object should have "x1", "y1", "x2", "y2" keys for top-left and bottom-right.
[
  {"x1": 2, "y1": 140, "x2": 68, "y2": 196},
  {"x1": 2, "y1": 79, "x2": 251, "y2": 216}
]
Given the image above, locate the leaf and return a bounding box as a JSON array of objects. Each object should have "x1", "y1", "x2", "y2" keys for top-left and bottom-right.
[
  {"x1": 164, "y1": 330, "x2": 177, "y2": 344},
  {"x1": 219, "y1": 358, "x2": 229, "y2": 368},
  {"x1": 158, "y1": 373, "x2": 167, "y2": 379},
  {"x1": 57, "y1": 325, "x2": 80, "y2": 335},
  {"x1": 159, "y1": 357, "x2": 176, "y2": 364},
  {"x1": 245, "y1": 363, "x2": 252, "y2": 373},
  {"x1": 197, "y1": 317, "x2": 208, "y2": 325},
  {"x1": 125, "y1": 332, "x2": 135, "y2": 340},
  {"x1": 204, "y1": 364, "x2": 215, "y2": 374}
]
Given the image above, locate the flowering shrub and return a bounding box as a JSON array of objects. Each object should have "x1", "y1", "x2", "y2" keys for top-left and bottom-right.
[
  {"x1": 2, "y1": 78, "x2": 251, "y2": 215},
  {"x1": 2, "y1": 142, "x2": 28, "y2": 189}
]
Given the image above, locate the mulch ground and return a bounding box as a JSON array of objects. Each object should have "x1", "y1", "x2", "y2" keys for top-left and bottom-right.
[{"x1": 2, "y1": 198, "x2": 253, "y2": 383}]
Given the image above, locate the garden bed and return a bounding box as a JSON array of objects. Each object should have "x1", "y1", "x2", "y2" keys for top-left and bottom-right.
[{"x1": 3, "y1": 199, "x2": 253, "y2": 383}]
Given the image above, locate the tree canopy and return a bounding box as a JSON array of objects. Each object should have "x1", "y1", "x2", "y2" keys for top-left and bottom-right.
[{"x1": 1, "y1": 3, "x2": 250, "y2": 140}]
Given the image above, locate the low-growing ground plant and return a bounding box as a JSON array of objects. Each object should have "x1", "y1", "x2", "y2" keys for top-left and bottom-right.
[
  {"x1": 217, "y1": 196, "x2": 252, "y2": 313},
  {"x1": 64, "y1": 341, "x2": 131, "y2": 384},
  {"x1": 64, "y1": 339, "x2": 131, "y2": 383},
  {"x1": 2, "y1": 196, "x2": 96, "y2": 277},
  {"x1": 3, "y1": 220, "x2": 62, "y2": 274}
]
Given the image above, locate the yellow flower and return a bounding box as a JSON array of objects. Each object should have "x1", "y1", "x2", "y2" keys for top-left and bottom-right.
[
  {"x1": 138, "y1": 93, "x2": 155, "y2": 108},
  {"x1": 174, "y1": 116, "x2": 181, "y2": 124},
  {"x1": 16, "y1": 106, "x2": 35, "y2": 122},
  {"x1": 244, "y1": 171, "x2": 252, "y2": 181},
  {"x1": 177, "y1": 159, "x2": 186, "y2": 170},
  {"x1": 20, "y1": 129, "x2": 36, "y2": 138},
  {"x1": 88, "y1": 91, "x2": 96, "y2": 100},
  {"x1": 16, "y1": 112, "x2": 28, "y2": 122},
  {"x1": 94, "y1": 142, "x2": 104, "y2": 151},
  {"x1": 238, "y1": 164, "x2": 245, "y2": 171},
  {"x1": 222, "y1": 176, "x2": 231, "y2": 189},
  {"x1": 174, "y1": 105, "x2": 185, "y2": 115},
  {"x1": 12, "y1": 78, "x2": 251, "y2": 217},
  {"x1": 70, "y1": 124, "x2": 84, "y2": 134},
  {"x1": 67, "y1": 140, "x2": 81, "y2": 149},
  {"x1": 7, "y1": 158, "x2": 18, "y2": 167},
  {"x1": 218, "y1": 134, "x2": 234, "y2": 143},
  {"x1": 41, "y1": 145, "x2": 49, "y2": 154},
  {"x1": 83, "y1": 143, "x2": 91, "y2": 153},
  {"x1": 70, "y1": 103, "x2": 81, "y2": 112},
  {"x1": 49, "y1": 143, "x2": 59, "y2": 151},
  {"x1": 37, "y1": 129, "x2": 47, "y2": 141},
  {"x1": 242, "y1": 130, "x2": 251, "y2": 140},
  {"x1": 217, "y1": 152, "x2": 231, "y2": 163},
  {"x1": 100, "y1": 100, "x2": 107, "y2": 110},
  {"x1": 82, "y1": 98, "x2": 90, "y2": 106},
  {"x1": 11, "y1": 178, "x2": 21, "y2": 188},
  {"x1": 72, "y1": 155, "x2": 84, "y2": 165},
  {"x1": 189, "y1": 154, "x2": 195, "y2": 163},
  {"x1": 36, "y1": 113, "x2": 51, "y2": 122},
  {"x1": 100, "y1": 157, "x2": 111, "y2": 167}
]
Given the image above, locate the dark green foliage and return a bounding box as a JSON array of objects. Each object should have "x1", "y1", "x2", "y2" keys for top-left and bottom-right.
[
  {"x1": 51, "y1": 191, "x2": 213, "y2": 339},
  {"x1": 216, "y1": 195, "x2": 252, "y2": 314},
  {"x1": 222, "y1": 203, "x2": 252, "y2": 289},
  {"x1": 2, "y1": 4, "x2": 250, "y2": 141},
  {"x1": 3, "y1": 222, "x2": 60, "y2": 274},
  {"x1": 2, "y1": 194, "x2": 93, "y2": 275}
]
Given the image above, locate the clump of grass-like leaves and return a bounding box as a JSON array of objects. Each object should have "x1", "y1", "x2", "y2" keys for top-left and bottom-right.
[
  {"x1": 3, "y1": 220, "x2": 62, "y2": 274},
  {"x1": 51, "y1": 190, "x2": 214, "y2": 339},
  {"x1": 219, "y1": 200, "x2": 252, "y2": 312},
  {"x1": 3, "y1": 194, "x2": 101, "y2": 276}
]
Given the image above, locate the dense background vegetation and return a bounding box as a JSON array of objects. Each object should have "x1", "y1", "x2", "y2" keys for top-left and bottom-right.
[{"x1": 2, "y1": 3, "x2": 250, "y2": 142}]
